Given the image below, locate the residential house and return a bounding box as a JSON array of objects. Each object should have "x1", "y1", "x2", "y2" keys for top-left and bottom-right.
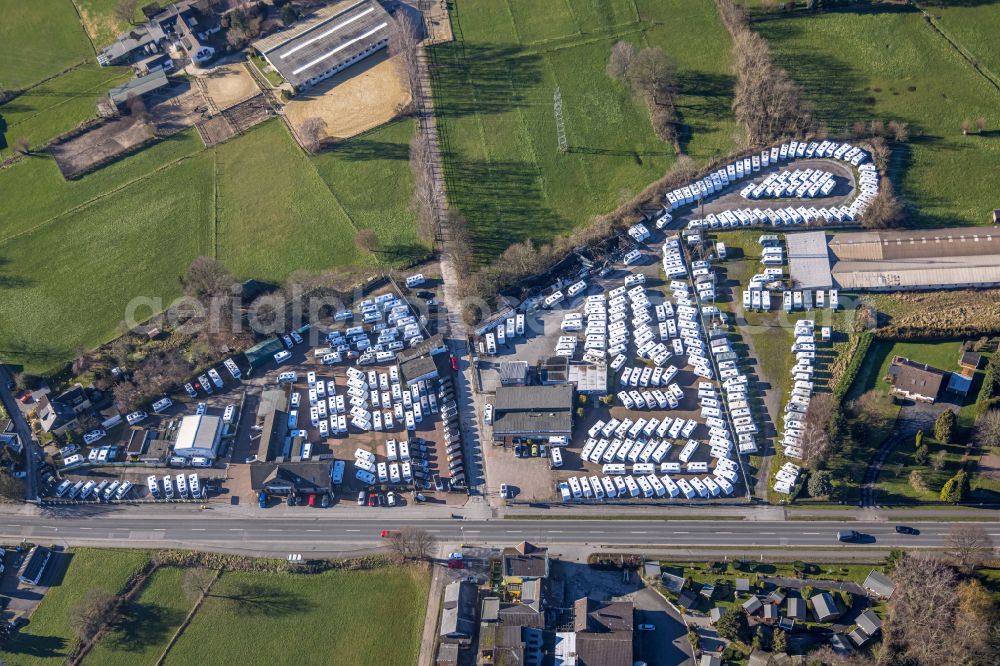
[
  {"x1": 863, "y1": 570, "x2": 896, "y2": 599},
  {"x1": 960, "y1": 351, "x2": 983, "y2": 371},
  {"x1": 0, "y1": 420, "x2": 22, "y2": 455},
  {"x1": 250, "y1": 461, "x2": 332, "y2": 499},
  {"x1": 501, "y1": 541, "x2": 549, "y2": 593},
  {"x1": 811, "y1": 592, "x2": 841, "y2": 623},
  {"x1": 850, "y1": 608, "x2": 883, "y2": 646},
  {"x1": 887, "y1": 356, "x2": 949, "y2": 403},
  {"x1": 743, "y1": 596, "x2": 763, "y2": 615},
  {"x1": 785, "y1": 597, "x2": 806, "y2": 621},
  {"x1": 709, "y1": 607, "x2": 725, "y2": 624},
  {"x1": 98, "y1": 0, "x2": 219, "y2": 67},
  {"x1": 35, "y1": 395, "x2": 78, "y2": 436}
]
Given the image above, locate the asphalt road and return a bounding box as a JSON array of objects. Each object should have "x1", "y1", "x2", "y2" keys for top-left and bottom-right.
[
  {"x1": 0, "y1": 367, "x2": 40, "y2": 501},
  {"x1": 2, "y1": 515, "x2": 995, "y2": 554}
]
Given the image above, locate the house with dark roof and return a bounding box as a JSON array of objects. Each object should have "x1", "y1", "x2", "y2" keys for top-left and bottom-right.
[
  {"x1": 35, "y1": 395, "x2": 78, "y2": 436},
  {"x1": 960, "y1": 350, "x2": 983, "y2": 371},
  {"x1": 440, "y1": 580, "x2": 478, "y2": 645},
  {"x1": 250, "y1": 461, "x2": 331, "y2": 498},
  {"x1": 863, "y1": 570, "x2": 896, "y2": 599},
  {"x1": 786, "y1": 597, "x2": 806, "y2": 620},
  {"x1": 743, "y1": 596, "x2": 763, "y2": 615},
  {"x1": 573, "y1": 597, "x2": 635, "y2": 666},
  {"x1": 492, "y1": 384, "x2": 574, "y2": 444},
  {"x1": 502, "y1": 541, "x2": 549, "y2": 591},
  {"x1": 1, "y1": 419, "x2": 22, "y2": 455},
  {"x1": 856, "y1": 609, "x2": 882, "y2": 637},
  {"x1": 98, "y1": 0, "x2": 218, "y2": 67},
  {"x1": 887, "y1": 356, "x2": 949, "y2": 403},
  {"x1": 499, "y1": 360, "x2": 530, "y2": 386}
]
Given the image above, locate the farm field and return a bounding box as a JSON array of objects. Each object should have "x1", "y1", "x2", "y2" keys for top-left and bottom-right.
[
  {"x1": 73, "y1": 0, "x2": 145, "y2": 48},
  {"x1": 0, "y1": 118, "x2": 421, "y2": 374},
  {"x1": 164, "y1": 566, "x2": 428, "y2": 666},
  {"x1": 0, "y1": 0, "x2": 96, "y2": 90},
  {"x1": 430, "y1": 0, "x2": 737, "y2": 261},
  {"x1": 754, "y1": 8, "x2": 1000, "y2": 228},
  {"x1": 3, "y1": 549, "x2": 152, "y2": 666},
  {"x1": 0, "y1": 64, "x2": 131, "y2": 159},
  {"x1": 83, "y1": 567, "x2": 191, "y2": 666},
  {"x1": 919, "y1": 1, "x2": 1000, "y2": 78}
]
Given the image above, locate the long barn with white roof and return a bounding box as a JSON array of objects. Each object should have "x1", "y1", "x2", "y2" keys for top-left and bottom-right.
[{"x1": 253, "y1": 0, "x2": 391, "y2": 91}]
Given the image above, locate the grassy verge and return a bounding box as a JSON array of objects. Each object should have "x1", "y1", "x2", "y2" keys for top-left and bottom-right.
[
  {"x1": 506, "y1": 514, "x2": 745, "y2": 521},
  {"x1": 0, "y1": 0, "x2": 95, "y2": 89}
]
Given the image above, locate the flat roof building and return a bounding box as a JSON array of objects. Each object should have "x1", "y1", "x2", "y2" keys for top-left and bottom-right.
[
  {"x1": 172, "y1": 414, "x2": 223, "y2": 459},
  {"x1": 253, "y1": 0, "x2": 391, "y2": 91},
  {"x1": 787, "y1": 231, "x2": 833, "y2": 289},
  {"x1": 492, "y1": 384, "x2": 574, "y2": 443},
  {"x1": 18, "y1": 546, "x2": 52, "y2": 586}
]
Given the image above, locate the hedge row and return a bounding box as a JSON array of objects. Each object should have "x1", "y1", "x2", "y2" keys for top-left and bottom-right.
[{"x1": 832, "y1": 331, "x2": 873, "y2": 404}]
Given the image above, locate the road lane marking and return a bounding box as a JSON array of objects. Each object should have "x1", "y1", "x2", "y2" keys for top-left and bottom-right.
[
  {"x1": 79, "y1": 527, "x2": 92, "y2": 530},
  {"x1": 346, "y1": 529, "x2": 361, "y2": 532},
  {"x1": 229, "y1": 529, "x2": 242, "y2": 531},
  {"x1": 191, "y1": 528, "x2": 206, "y2": 531},
  {"x1": 673, "y1": 531, "x2": 688, "y2": 534},
  {"x1": 717, "y1": 531, "x2": 731, "y2": 535},
  {"x1": 306, "y1": 529, "x2": 320, "y2": 532},
  {"x1": 631, "y1": 531, "x2": 648, "y2": 534},
  {"x1": 760, "y1": 532, "x2": 775, "y2": 535},
  {"x1": 465, "y1": 530, "x2": 480, "y2": 533},
  {"x1": 803, "y1": 532, "x2": 820, "y2": 535},
  {"x1": 548, "y1": 531, "x2": 562, "y2": 533}
]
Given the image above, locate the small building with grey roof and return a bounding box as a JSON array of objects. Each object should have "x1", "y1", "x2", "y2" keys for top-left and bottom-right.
[
  {"x1": 253, "y1": 0, "x2": 391, "y2": 91},
  {"x1": 492, "y1": 384, "x2": 574, "y2": 443}
]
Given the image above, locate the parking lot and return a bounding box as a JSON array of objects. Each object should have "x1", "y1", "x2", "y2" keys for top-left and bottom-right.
[{"x1": 476, "y1": 229, "x2": 749, "y2": 503}]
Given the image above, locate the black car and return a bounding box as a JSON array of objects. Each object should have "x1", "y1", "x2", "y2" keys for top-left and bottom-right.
[
  {"x1": 837, "y1": 530, "x2": 861, "y2": 543},
  {"x1": 416, "y1": 290, "x2": 435, "y2": 300},
  {"x1": 895, "y1": 525, "x2": 920, "y2": 535}
]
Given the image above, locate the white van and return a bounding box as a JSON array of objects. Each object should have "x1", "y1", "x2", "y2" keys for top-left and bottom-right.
[
  {"x1": 274, "y1": 350, "x2": 292, "y2": 364},
  {"x1": 152, "y1": 397, "x2": 172, "y2": 413},
  {"x1": 405, "y1": 274, "x2": 425, "y2": 288},
  {"x1": 550, "y1": 447, "x2": 563, "y2": 468}
]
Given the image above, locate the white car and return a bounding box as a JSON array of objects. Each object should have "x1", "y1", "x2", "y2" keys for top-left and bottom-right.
[
  {"x1": 126, "y1": 410, "x2": 148, "y2": 426},
  {"x1": 484, "y1": 403, "x2": 494, "y2": 425},
  {"x1": 196, "y1": 402, "x2": 208, "y2": 415},
  {"x1": 83, "y1": 429, "x2": 106, "y2": 445}
]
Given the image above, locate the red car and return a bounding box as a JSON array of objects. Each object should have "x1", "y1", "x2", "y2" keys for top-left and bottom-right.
[
  {"x1": 19, "y1": 392, "x2": 32, "y2": 404},
  {"x1": 307, "y1": 494, "x2": 316, "y2": 507},
  {"x1": 380, "y1": 530, "x2": 395, "y2": 538},
  {"x1": 451, "y1": 356, "x2": 459, "y2": 371},
  {"x1": 368, "y1": 493, "x2": 378, "y2": 507}
]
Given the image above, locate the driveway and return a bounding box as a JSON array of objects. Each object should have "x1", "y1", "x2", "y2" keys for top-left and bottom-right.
[{"x1": 631, "y1": 586, "x2": 694, "y2": 666}]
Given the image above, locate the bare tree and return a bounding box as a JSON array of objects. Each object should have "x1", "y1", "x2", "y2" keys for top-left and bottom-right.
[
  {"x1": 388, "y1": 11, "x2": 421, "y2": 102},
  {"x1": 607, "y1": 41, "x2": 637, "y2": 81},
  {"x1": 887, "y1": 554, "x2": 959, "y2": 665},
  {"x1": 112, "y1": 380, "x2": 141, "y2": 411},
  {"x1": 114, "y1": 0, "x2": 139, "y2": 25},
  {"x1": 183, "y1": 567, "x2": 217, "y2": 601},
  {"x1": 947, "y1": 524, "x2": 992, "y2": 574},
  {"x1": 13, "y1": 136, "x2": 30, "y2": 155},
  {"x1": 355, "y1": 229, "x2": 378, "y2": 253},
  {"x1": 975, "y1": 116, "x2": 986, "y2": 134},
  {"x1": 408, "y1": 127, "x2": 437, "y2": 241},
  {"x1": 869, "y1": 119, "x2": 885, "y2": 137},
  {"x1": 800, "y1": 392, "x2": 835, "y2": 465},
  {"x1": 0, "y1": 470, "x2": 25, "y2": 502},
  {"x1": 887, "y1": 119, "x2": 909, "y2": 143},
  {"x1": 182, "y1": 256, "x2": 234, "y2": 301},
  {"x1": 861, "y1": 177, "x2": 904, "y2": 229},
  {"x1": 70, "y1": 589, "x2": 120, "y2": 642},
  {"x1": 299, "y1": 117, "x2": 327, "y2": 153},
  {"x1": 973, "y1": 409, "x2": 1000, "y2": 450},
  {"x1": 386, "y1": 527, "x2": 437, "y2": 562},
  {"x1": 961, "y1": 117, "x2": 972, "y2": 135}
]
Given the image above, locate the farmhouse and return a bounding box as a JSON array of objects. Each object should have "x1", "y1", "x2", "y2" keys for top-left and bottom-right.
[
  {"x1": 887, "y1": 356, "x2": 949, "y2": 403},
  {"x1": 98, "y1": 0, "x2": 219, "y2": 67},
  {"x1": 827, "y1": 227, "x2": 1000, "y2": 291},
  {"x1": 491, "y1": 384, "x2": 574, "y2": 444},
  {"x1": 252, "y1": 0, "x2": 391, "y2": 91},
  {"x1": 811, "y1": 592, "x2": 841, "y2": 622},
  {"x1": 172, "y1": 414, "x2": 224, "y2": 460}
]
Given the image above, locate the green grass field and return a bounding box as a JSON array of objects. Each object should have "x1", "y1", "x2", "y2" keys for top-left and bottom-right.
[
  {"x1": 0, "y1": 118, "x2": 422, "y2": 373},
  {"x1": 919, "y1": 2, "x2": 1000, "y2": 79},
  {"x1": 165, "y1": 566, "x2": 428, "y2": 666},
  {"x1": 3, "y1": 549, "x2": 151, "y2": 666},
  {"x1": 83, "y1": 566, "x2": 190, "y2": 666},
  {"x1": 754, "y1": 8, "x2": 1000, "y2": 228},
  {"x1": 430, "y1": 0, "x2": 737, "y2": 261},
  {"x1": 0, "y1": 64, "x2": 130, "y2": 158},
  {"x1": 0, "y1": 0, "x2": 96, "y2": 90},
  {"x1": 73, "y1": 0, "x2": 145, "y2": 49}
]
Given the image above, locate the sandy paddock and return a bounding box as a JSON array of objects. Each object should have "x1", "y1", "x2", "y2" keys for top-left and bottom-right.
[
  {"x1": 200, "y1": 63, "x2": 260, "y2": 111},
  {"x1": 284, "y1": 51, "x2": 412, "y2": 142}
]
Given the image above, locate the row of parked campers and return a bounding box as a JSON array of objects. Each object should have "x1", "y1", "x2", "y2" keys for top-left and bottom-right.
[
  {"x1": 777, "y1": 320, "x2": 818, "y2": 473},
  {"x1": 559, "y1": 471, "x2": 734, "y2": 502},
  {"x1": 147, "y1": 473, "x2": 203, "y2": 500},
  {"x1": 184, "y1": 362, "x2": 237, "y2": 399},
  {"x1": 580, "y1": 430, "x2": 701, "y2": 466},
  {"x1": 781, "y1": 288, "x2": 839, "y2": 313},
  {"x1": 741, "y1": 168, "x2": 836, "y2": 201},
  {"x1": 55, "y1": 479, "x2": 135, "y2": 501},
  {"x1": 481, "y1": 314, "x2": 526, "y2": 355},
  {"x1": 662, "y1": 237, "x2": 687, "y2": 279},
  {"x1": 663, "y1": 139, "x2": 868, "y2": 213},
  {"x1": 628, "y1": 222, "x2": 651, "y2": 243}
]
